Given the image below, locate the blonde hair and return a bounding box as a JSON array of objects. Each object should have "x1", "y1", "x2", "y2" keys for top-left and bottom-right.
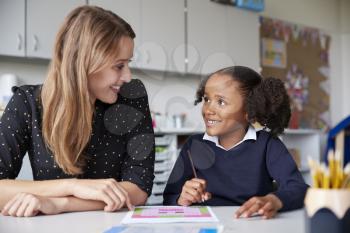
[{"x1": 41, "y1": 5, "x2": 135, "y2": 175}]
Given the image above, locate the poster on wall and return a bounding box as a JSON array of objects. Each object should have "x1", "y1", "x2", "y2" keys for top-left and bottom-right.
[
  {"x1": 260, "y1": 17, "x2": 331, "y2": 130},
  {"x1": 261, "y1": 38, "x2": 287, "y2": 68}
]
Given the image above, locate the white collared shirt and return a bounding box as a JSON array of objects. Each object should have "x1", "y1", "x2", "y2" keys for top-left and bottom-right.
[{"x1": 203, "y1": 125, "x2": 257, "y2": 151}]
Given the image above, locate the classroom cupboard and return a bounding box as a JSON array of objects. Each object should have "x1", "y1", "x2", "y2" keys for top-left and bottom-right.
[{"x1": 0, "y1": 0, "x2": 86, "y2": 59}]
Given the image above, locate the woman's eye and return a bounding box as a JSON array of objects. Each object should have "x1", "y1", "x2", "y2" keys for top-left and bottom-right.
[
  {"x1": 115, "y1": 64, "x2": 124, "y2": 70},
  {"x1": 203, "y1": 96, "x2": 210, "y2": 103}
]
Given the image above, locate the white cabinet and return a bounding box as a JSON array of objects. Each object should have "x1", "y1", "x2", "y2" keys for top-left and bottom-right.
[
  {"x1": 187, "y1": 0, "x2": 259, "y2": 74},
  {"x1": 187, "y1": 0, "x2": 228, "y2": 74},
  {"x1": 140, "y1": 0, "x2": 185, "y2": 73},
  {"x1": 226, "y1": 7, "x2": 259, "y2": 71},
  {"x1": 147, "y1": 133, "x2": 177, "y2": 205},
  {"x1": 0, "y1": 0, "x2": 85, "y2": 59},
  {"x1": 147, "y1": 128, "x2": 204, "y2": 205},
  {"x1": 0, "y1": 0, "x2": 25, "y2": 57},
  {"x1": 88, "y1": 0, "x2": 142, "y2": 68},
  {"x1": 26, "y1": 0, "x2": 86, "y2": 59},
  {"x1": 89, "y1": 0, "x2": 185, "y2": 73}
]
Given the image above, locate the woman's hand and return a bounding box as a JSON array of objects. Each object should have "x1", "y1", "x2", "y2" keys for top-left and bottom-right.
[
  {"x1": 234, "y1": 194, "x2": 283, "y2": 219},
  {"x1": 1, "y1": 193, "x2": 65, "y2": 217},
  {"x1": 70, "y1": 178, "x2": 133, "y2": 211},
  {"x1": 177, "y1": 178, "x2": 211, "y2": 206}
]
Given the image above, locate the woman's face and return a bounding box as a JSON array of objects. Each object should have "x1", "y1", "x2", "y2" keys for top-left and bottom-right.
[
  {"x1": 202, "y1": 74, "x2": 248, "y2": 139},
  {"x1": 88, "y1": 36, "x2": 134, "y2": 104}
]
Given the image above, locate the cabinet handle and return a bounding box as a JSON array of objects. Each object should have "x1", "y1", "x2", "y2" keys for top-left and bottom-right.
[
  {"x1": 146, "y1": 51, "x2": 151, "y2": 64},
  {"x1": 17, "y1": 34, "x2": 22, "y2": 51},
  {"x1": 32, "y1": 35, "x2": 39, "y2": 51}
]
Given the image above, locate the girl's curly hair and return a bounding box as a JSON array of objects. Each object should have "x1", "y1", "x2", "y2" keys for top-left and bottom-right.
[{"x1": 195, "y1": 66, "x2": 291, "y2": 137}]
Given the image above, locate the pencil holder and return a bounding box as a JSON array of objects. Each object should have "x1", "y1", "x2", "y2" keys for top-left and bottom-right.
[{"x1": 304, "y1": 188, "x2": 350, "y2": 233}]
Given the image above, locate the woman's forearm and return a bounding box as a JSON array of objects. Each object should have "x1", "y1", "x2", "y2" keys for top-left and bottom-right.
[
  {"x1": 0, "y1": 179, "x2": 74, "y2": 209},
  {"x1": 119, "y1": 181, "x2": 148, "y2": 206},
  {"x1": 58, "y1": 196, "x2": 105, "y2": 213},
  {"x1": 0, "y1": 179, "x2": 149, "y2": 211}
]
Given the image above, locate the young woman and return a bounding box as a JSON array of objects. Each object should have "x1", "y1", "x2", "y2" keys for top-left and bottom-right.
[
  {"x1": 0, "y1": 5, "x2": 155, "y2": 217},
  {"x1": 163, "y1": 66, "x2": 308, "y2": 219}
]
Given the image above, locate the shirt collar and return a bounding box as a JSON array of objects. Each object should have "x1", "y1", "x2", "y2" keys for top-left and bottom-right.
[{"x1": 203, "y1": 125, "x2": 257, "y2": 151}]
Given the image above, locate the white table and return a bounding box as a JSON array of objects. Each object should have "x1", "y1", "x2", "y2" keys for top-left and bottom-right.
[{"x1": 0, "y1": 206, "x2": 305, "y2": 233}]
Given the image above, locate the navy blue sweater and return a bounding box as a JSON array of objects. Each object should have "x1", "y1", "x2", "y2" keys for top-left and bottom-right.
[{"x1": 163, "y1": 131, "x2": 308, "y2": 211}]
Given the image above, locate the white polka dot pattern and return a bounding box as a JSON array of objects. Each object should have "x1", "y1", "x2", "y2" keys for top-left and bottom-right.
[{"x1": 0, "y1": 80, "x2": 155, "y2": 196}]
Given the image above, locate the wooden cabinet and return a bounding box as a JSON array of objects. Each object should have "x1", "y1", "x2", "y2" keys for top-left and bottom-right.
[
  {"x1": 0, "y1": 0, "x2": 86, "y2": 59},
  {"x1": 0, "y1": 0, "x2": 25, "y2": 57}
]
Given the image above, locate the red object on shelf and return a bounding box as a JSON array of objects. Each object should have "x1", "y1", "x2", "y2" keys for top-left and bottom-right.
[{"x1": 289, "y1": 110, "x2": 300, "y2": 129}]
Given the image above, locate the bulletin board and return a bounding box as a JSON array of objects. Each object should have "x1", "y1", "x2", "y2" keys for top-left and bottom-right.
[{"x1": 260, "y1": 16, "x2": 331, "y2": 130}]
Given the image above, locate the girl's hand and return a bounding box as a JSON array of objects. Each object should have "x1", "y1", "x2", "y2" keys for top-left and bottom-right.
[
  {"x1": 177, "y1": 178, "x2": 211, "y2": 206},
  {"x1": 1, "y1": 193, "x2": 64, "y2": 217},
  {"x1": 234, "y1": 194, "x2": 283, "y2": 219},
  {"x1": 70, "y1": 178, "x2": 133, "y2": 211}
]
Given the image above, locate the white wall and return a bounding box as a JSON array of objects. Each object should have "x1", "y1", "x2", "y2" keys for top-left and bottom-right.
[
  {"x1": 340, "y1": 0, "x2": 350, "y2": 117},
  {"x1": 263, "y1": 0, "x2": 339, "y2": 31}
]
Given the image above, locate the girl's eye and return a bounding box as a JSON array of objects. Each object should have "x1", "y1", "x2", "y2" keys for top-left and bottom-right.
[
  {"x1": 218, "y1": 99, "x2": 226, "y2": 106},
  {"x1": 203, "y1": 96, "x2": 210, "y2": 103}
]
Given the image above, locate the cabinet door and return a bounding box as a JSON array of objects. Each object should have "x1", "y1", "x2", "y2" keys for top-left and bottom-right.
[
  {"x1": 225, "y1": 7, "x2": 259, "y2": 71},
  {"x1": 140, "y1": 0, "x2": 185, "y2": 73},
  {"x1": 0, "y1": 0, "x2": 25, "y2": 57},
  {"x1": 26, "y1": 0, "x2": 86, "y2": 59},
  {"x1": 187, "y1": 0, "x2": 232, "y2": 75},
  {"x1": 89, "y1": 0, "x2": 142, "y2": 68}
]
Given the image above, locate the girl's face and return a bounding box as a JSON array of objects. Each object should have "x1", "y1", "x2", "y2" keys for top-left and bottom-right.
[
  {"x1": 202, "y1": 74, "x2": 248, "y2": 139},
  {"x1": 88, "y1": 36, "x2": 134, "y2": 104}
]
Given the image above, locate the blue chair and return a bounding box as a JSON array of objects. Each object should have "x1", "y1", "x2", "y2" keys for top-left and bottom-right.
[{"x1": 324, "y1": 116, "x2": 350, "y2": 165}]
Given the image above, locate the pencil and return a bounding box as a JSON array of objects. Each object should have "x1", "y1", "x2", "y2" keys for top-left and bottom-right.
[
  {"x1": 187, "y1": 149, "x2": 197, "y2": 178},
  {"x1": 321, "y1": 163, "x2": 330, "y2": 189},
  {"x1": 187, "y1": 150, "x2": 205, "y2": 202}
]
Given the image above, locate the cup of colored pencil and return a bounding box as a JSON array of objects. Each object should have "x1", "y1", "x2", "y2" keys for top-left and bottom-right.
[{"x1": 304, "y1": 150, "x2": 350, "y2": 233}]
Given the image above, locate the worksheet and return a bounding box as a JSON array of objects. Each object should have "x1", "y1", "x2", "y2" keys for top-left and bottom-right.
[
  {"x1": 121, "y1": 206, "x2": 219, "y2": 224},
  {"x1": 104, "y1": 225, "x2": 224, "y2": 233}
]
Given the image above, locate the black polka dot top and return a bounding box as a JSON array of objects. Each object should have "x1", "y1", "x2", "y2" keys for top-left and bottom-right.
[{"x1": 0, "y1": 79, "x2": 155, "y2": 196}]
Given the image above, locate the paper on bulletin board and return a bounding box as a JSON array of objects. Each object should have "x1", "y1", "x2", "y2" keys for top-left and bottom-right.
[
  {"x1": 261, "y1": 38, "x2": 287, "y2": 68},
  {"x1": 121, "y1": 206, "x2": 219, "y2": 224}
]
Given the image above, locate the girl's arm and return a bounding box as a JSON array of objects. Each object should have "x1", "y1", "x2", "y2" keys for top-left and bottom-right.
[
  {"x1": 266, "y1": 138, "x2": 309, "y2": 211},
  {"x1": 163, "y1": 139, "x2": 195, "y2": 205}
]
